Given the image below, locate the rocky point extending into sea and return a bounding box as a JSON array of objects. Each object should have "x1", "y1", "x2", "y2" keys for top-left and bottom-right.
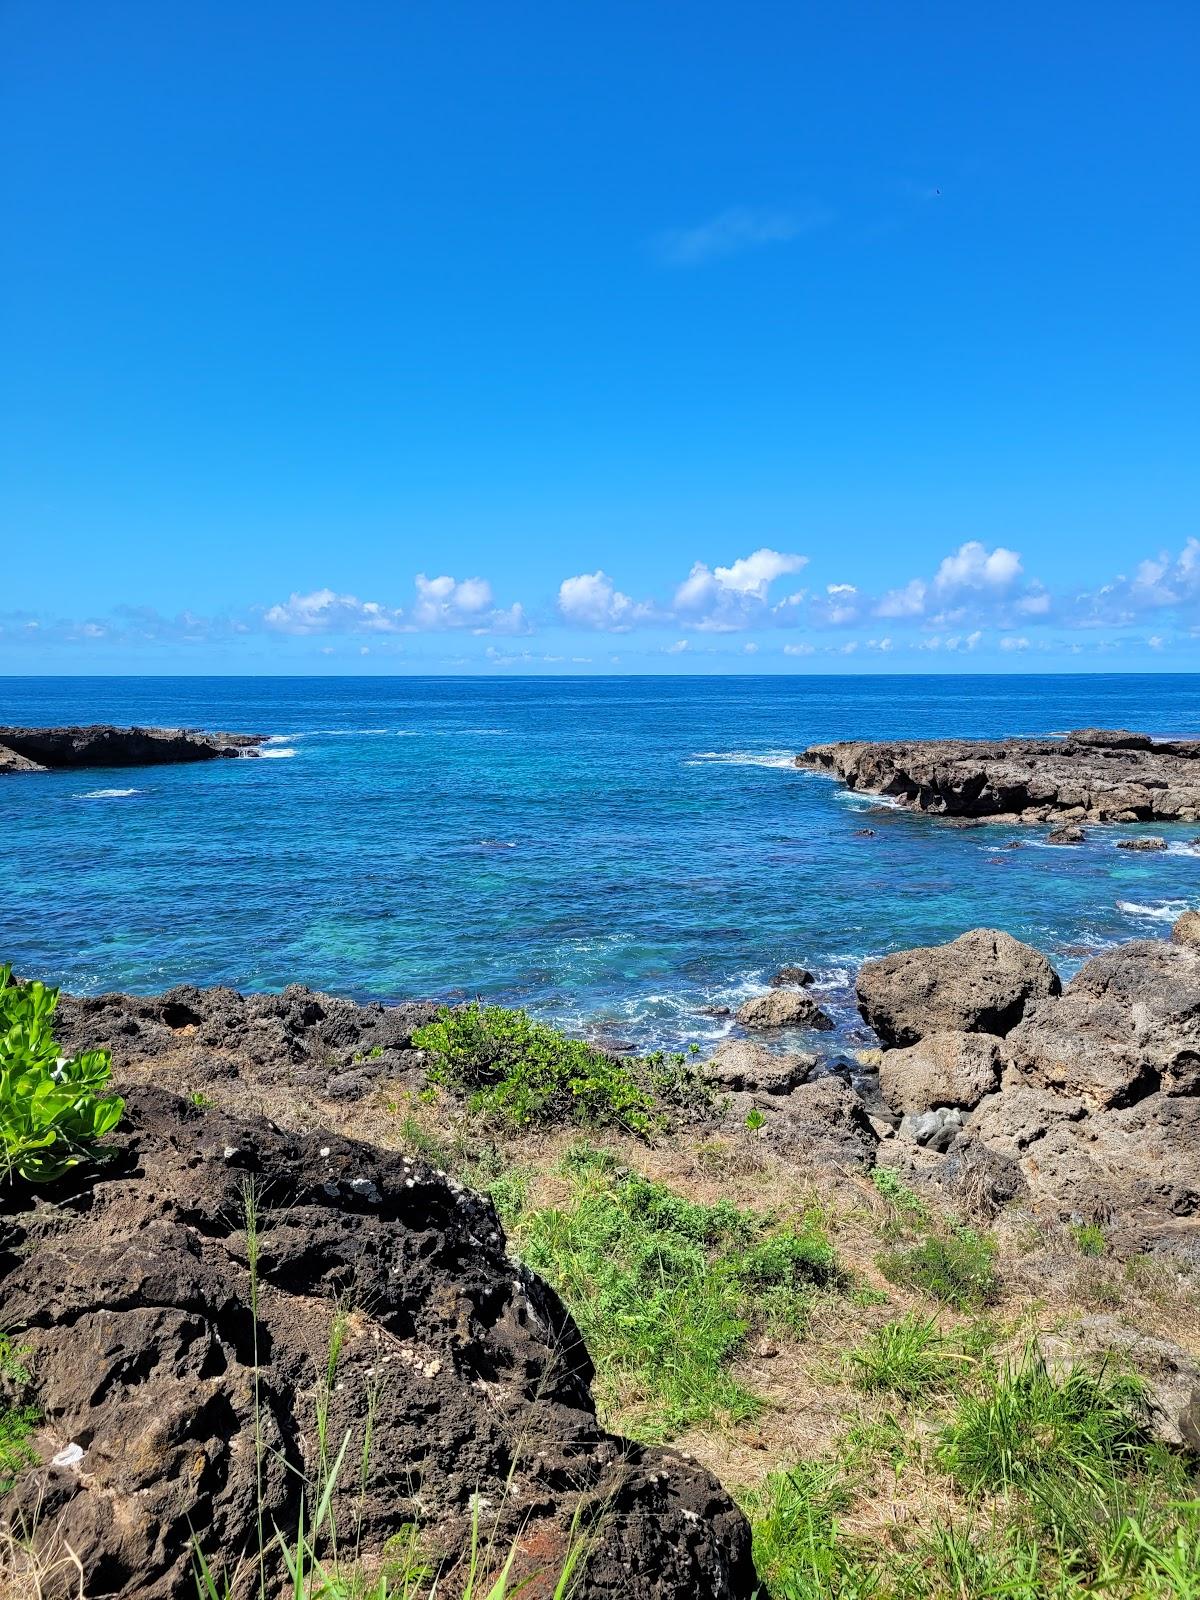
[
  {"x1": 796, "y1": 726, "x2": 1200, "y2": 824},
  {"x1": 0, "y1": 723, "x2": 266, "y2": 773}
]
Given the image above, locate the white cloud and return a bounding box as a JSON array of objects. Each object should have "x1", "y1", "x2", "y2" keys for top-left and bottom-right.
[
  {"x1": 655, "y1": 206, "x2": 829, "y2": 267},
  {"x1": 867, "y1": 637, "x2": 893, "y2": 652},
  {"x1": 557, "y1": 571, "x2": 655, "y2": 631},
  {"x1": 783, "y1": 642, "x2": 815, "y2": 656},
  {"x1": 999, "y1": 635, "x2": 1029, "y2": 652},
  {"x1": 666, "y1": 638, "x2": 690, "y2": 654},
  {"x1": 743, "y1": 641, "x2": 760, "y2": 654},
  {"x1": 934, "y1": 541, "x2": 1022, "y2": 593},
  {"x1": 676, "y1": 547, "x2": 808, "y2": 629},
  {"x1": 876, "y1": 579, "x2": 927, "y2": 618},
  {"x1": 265, "y1": 577, "x2": 525, "y2": 636}
]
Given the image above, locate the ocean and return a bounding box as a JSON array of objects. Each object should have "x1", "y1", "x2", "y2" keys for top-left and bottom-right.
[{"x1": 3, "y1": 674, "x2": 1199, "y2": 1056}]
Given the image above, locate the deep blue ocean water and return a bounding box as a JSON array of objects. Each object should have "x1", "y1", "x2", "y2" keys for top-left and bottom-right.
[{"x1": 3, "y1": 675, "x2": 1199, "y2": 1054}]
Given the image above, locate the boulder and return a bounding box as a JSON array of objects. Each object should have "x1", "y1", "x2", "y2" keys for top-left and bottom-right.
[
  {"x1": 877, "y1": 1030, "x2": 1008, "y2": 1115},
  {"x1": 898, "y1": 1107, "x2": 965, "y2": 1152},
  {"x1": 1173, "y1": 910, "x2": 1200, "y2": 947},
  {"x1": 769, "y1": 966, "x2": 815, "y2": 988},
  {"x1": 736, "y1": 989, "x2": 834, "y2": 1031},
  {"x1": 1047, "y1": 825, "x2": 1085, "y2": 845},
  {"x1": 0, "y1": 1089, "x2": 755, "y2": 1600},
  {"x1": 761, "y1": 1074, "x2": 879, "y2": 1171},
  {"x1": 857, "y1": 930, "x2": 1061, "y2": 1048},
  {"x1": 705, "y1": 1039, "x2": 816, "y2": 1094},
  {"x1": 1117, "y1": 836, "x2": 1167, "y2": 851},
  {"x1": 1007, "y1": 939, "x2": 1200, "y2": 1104}
]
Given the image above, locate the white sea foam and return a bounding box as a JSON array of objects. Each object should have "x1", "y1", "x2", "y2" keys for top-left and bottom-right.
[
  {"x1": 1116, "y1": 899, "x2": 1190, "y2": 922},
  {"x1": 78, "y1": 788, "x2": 138, "y2": 799},
  {"x1": 257, "y1": 747, "x2": 297, "y2": 759},
  {"x1": 685, "y1": 750, "x2": 798, "y2": 770},
  {"x1": 264, "y1": 733, "x2": 301, "y2": 743}
]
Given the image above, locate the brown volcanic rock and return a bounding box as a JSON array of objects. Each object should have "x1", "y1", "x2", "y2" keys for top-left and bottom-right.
[
  {"x1": 796, "y1": 729, "x2": 1200, "y2": 824},
  {"x1": 878, "y1": 1030, "x2": 1009, "y2": 1115},
  {"x1": 0, "y1": 723, "x2": 266, "y2": 772},
  {"x1": 1006, "y1": 939, "x2": 1200, "y2": 1104},
  {"x1": 857, "y1": 930, "x2": 1061, "y2": 1048},
  {"x1": 0, "y1": 1090, "x2": 755, "y2": 1600},
  {"x1": 736, "y1": 989, "x2": 834, "y2": 1031}
]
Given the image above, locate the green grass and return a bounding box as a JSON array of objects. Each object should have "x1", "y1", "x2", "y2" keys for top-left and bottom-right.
[
  {"x1": 870, "y1": 1167, "x2": 933, "y2": 1236},
  {"x1": 506, "y1": 1144, "x2": 839, "y2": 1438},
  {"x1": 878, "y1": 1229, "x2": 998, "y2": 1310},
  {"x1": 847, "y1": 1313, "x2": 987, "y2": 1400},
  {"x1": 742, "y1": 1460, "x2": 882, "y2": 1600},
  {"x1": 1072, "y1": 1223, "x2": 1108, "y2": 1258},
  {"x1": 935, "y1": 1347, "x2": 1149, "y2": 1502}
]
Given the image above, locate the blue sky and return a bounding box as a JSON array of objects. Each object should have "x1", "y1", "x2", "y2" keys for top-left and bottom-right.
[{"x1": 2, "y1": 1, "x2": 1197, "y2": 674}]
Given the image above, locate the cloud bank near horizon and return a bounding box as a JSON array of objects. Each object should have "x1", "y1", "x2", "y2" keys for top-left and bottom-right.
[{"x1": 5, "y1": 538, "x2": 1200, "y2": 666}]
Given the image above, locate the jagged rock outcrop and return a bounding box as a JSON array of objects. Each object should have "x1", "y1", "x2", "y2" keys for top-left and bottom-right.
[
  {"x1": 866, "y1": 931, "x2": 1200, "y2": 1241},
  {"x1": 53, "y1": 982, "x2": 441, "y2": 1105},
  {"x1": 857, "y1": 930, "x2": 1061, "y2": 1048},
  {"x1": 796, "y1": 728, "x2": 1200, "y2": 824},
  {"x1": 0, "y1": 1090, "x2": 756, "y2": 1600},
  {"x1": 0, "y1": 724, "x2": 266, "y2": 773}
]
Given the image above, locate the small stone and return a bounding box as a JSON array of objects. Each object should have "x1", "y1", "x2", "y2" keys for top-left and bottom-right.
[{"x1": 1117, "y1": 836, "x2": 1167, "y2": 851}]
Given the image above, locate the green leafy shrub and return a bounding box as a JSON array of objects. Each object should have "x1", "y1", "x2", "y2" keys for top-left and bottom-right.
[
  {"x1": 509, "y1": 1155, "x2": 839, "y2": 1437},
  {"x1": 879, "y1": 1228, "x2": 998, "y2": 1310},
  {"x1": 0, "y1": 965, "x2": 124, "y2": 1183},
  {"x1": 413, "y1": 1004, "x2": 657, "y2": 1132}
]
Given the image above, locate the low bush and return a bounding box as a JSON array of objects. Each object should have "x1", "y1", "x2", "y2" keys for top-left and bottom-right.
[
  {"x1": 508, "y1": 1151, "x2": 840, "y2": 1437},
  {"x1": 0, "y1": 964, "x2": 124, "y2": 1183},
  {"x1": 413, "y1": 1005, "x2": 658, "y2": 1133},
  {"x1": 878, "y1": 1229, "x2": 998, "y2": 1310}
]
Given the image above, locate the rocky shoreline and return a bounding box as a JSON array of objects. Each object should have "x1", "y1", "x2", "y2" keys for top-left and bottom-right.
[
  {"x1": 0, "y1": 723, "x2": 267, "y2": 773},
  {"x1": 5, "y1": 922, "x2": 1199, "y2": 1595},
  {"x1": 796, "y1": 726, "x2": 1200, "y2": 824}
]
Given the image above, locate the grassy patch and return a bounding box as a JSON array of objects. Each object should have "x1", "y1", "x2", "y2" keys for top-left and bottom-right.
[
  {"x1": 741, "y1": 1460, "x2": 881, "y2": 1600},
  {"x1": 879, "y1": 1229, "x2": 998, "y2": 1310},
  {"x1": 935, "y1": 1348, "x2": 1148, "y2": 1497},
  {"x1": 1072, "y1": 1222, "x2": 1108, "y2": 1258},
  {"x1": 870, "y1": 1166, "x2": 933, "y2": 1237},
  {"x1": 506, "y1": 1144, "x2": 840, "y2": 1438},
  {"x1": 848, "y1": 1313, "x2": 988, "y2": 1400}
]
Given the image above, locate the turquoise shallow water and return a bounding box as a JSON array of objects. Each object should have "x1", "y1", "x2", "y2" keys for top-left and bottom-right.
[{"x1": 3, "y1": 674, "x2": 1200, "y2": 1054}]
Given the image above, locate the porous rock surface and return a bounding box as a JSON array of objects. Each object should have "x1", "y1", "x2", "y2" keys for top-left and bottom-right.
[
  {"x1": 877, "y1": 1031, "x2": 1009, "y2": 1115},
  {"x1": 856, "y1": 929, "x2": 1061, "y2": 1047},
  {"x1": 735, "y1": 989, "x2": 834, "y2": 1031},
  {"x1": 0, "y1": 1089, "x2": 755, "y2": 1600},
  {"x1": 866, "y1": 930, "x2": 1200, "y2": 1244},
  {"x1": 0, "y1": 724, "x2": 265, "y2": 773},
  {"x1": 796, "y1": 728, "x2": 1200, "y2": 824}
]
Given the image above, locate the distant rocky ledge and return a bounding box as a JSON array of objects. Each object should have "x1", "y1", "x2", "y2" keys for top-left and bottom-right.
[
  {"x1": 796, "y1": 727, "x2": 1200, "y2": 824},
  {"x1": 0, "y1": 723, "x2": 267, "y2": 774}
]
